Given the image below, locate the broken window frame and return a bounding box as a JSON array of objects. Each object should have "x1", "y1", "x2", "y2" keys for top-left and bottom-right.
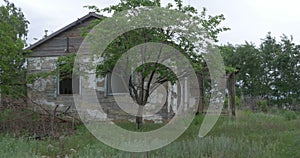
[{"x1": 57, "y1": 63, "x2": 80, "y2": 95}]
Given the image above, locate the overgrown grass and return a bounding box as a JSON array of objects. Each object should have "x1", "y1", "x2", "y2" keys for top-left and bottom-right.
[{"x1": 0, "y1": 111, "x2": 299, "y2": 158}]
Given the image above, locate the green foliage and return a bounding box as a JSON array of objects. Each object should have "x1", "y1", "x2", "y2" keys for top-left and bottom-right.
[
  {"x1": 244, "y1": 109, "x2": 253, "y2": 116},
  {"x1": 88, "y1": 0, "x2": 229, "y2": 109},
  {"x1": 259, "y1": 33, "x2": 300, "y2": 106},
  {"x1": 27, "y1": 71, "x2": 56, "y2": 84},
  {"x1": 101, "y1": 0, "x2": 161, "y2": 13},
  {"x1": 27, "y1": 53, "x2": 77, "y2": 84},
  {"x1": 257, "y1": 100, "x2": 268, "y2": 112},
  {"x1": 235, "y1": 96, "x2": 241, "y2": 107},
  {"x1": 0, "y1": 136, "x2": 40, "y2": 158},
  {"x1": 220, "y1": 43, "x2": 263, "y2": 96},
  {"x1": 0, "y1": 0, "x2": 29, "y2": 98},
  {"x1": 283, "y1": 110, "x2": 297, "y2": 121},
  {"x1": 56, "y1": 53, "x2": 78, "y2": 80},
  {"x1": 221, "y1": 33, "x2": 300, "y2": 108},
  {"x1": 0, "y1": 108, "x2": 13, "y2": 121},
  {"x1": 223, "y1": 96, "x2": 241, "y2": 108}
]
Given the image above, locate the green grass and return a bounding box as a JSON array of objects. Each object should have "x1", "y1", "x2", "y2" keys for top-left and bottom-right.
[{"x1": 0, "y1": 110, "x2": 299, "y2": 158}]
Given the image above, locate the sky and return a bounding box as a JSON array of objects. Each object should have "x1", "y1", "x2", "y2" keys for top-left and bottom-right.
[{"x1": 5, "y1": 0, "x2": 300, "y2": 46}]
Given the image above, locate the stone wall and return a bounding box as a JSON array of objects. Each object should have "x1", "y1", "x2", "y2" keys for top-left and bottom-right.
[
  {"x1": 26, "y1": 55, "x2": 174, "y2": 123},
  {"x1": 26, "y1": 56, "x2": 198, "y2": 123}
]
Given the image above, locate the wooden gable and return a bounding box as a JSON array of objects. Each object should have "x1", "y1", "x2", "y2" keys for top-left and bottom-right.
[{"x1": 27, "y1": 12, "x2": 103, "y2": 57}]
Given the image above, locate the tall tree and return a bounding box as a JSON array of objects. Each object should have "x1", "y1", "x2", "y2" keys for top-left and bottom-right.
[
  {"x1": 221, "y1": 33, "x2": 300, "y2": 109},
  {"x1": 0, "y1": 0, "x2": 29, "y2": 103},
  {"x1": 221, "y1": 43, "x2": 264, "y2": 96},
  {"x1": 260, "y1": 34, "x2": 300, "y2": 107},
  {"x1": 87, "y1": 0, "x2": 229, "y2": 128}
]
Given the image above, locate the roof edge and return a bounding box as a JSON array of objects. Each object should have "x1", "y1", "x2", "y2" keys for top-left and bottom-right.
[{"x1": 26, "y1": 12, "x2": 103, "y2": 51}]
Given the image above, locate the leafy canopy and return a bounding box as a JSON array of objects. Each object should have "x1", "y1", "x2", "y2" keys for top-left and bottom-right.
[
  {"x1": 0, "y1": 0, "x2": 29, "y2": 98},
  {"x1": 221, "y1": 33, "x2": 300, "y2": 107},
  {"x1": 86, "y1": 0, "x2": 229, "y2": 106}
]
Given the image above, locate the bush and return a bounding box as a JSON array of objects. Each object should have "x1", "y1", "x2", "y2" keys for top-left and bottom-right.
[
  {"x1": 236, "y1": 96, "x2": 241, "y2": 108},
  {"x1": 224, "y1": 97, "x2": 229, "y2": 108},
  {"x1": 244, "y1": 109, "x2": 252, "y2": 116},
  {"x1": 283, "y1": 110, "x2": 297, "y2": 121},
  {"x1": 257, "y1": 100, "x2": 268, "y2": 112},
  {"x1": 223, "y1": 96, "x2": 242, "y2": 109}
]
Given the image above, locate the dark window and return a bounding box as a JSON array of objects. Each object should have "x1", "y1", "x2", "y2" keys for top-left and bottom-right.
[
  {"x1": 59, "y1": 77, "x2": 79, "y2": 94},
  {"x1": 59, "y1": 67, "x2": 79, "y2": 95}
]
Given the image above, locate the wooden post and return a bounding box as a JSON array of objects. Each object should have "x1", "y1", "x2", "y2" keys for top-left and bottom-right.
[
  {"x1": 196, "y1": 71, "x2": 204, "y2": 114},
  {"x1": 229, "y1": 73, "x2": 236, "y2": 116},
  {"x1": 0, "y1": 91, "x2": 2, "y2": 106}
]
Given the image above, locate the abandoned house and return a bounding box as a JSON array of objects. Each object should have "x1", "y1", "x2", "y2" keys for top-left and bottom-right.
[{"x1": 26, "y1": 12, "x2": 210, "y2": 123}]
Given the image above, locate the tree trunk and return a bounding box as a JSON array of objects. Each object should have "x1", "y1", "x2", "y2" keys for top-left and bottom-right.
[
  {"x1": 196, "y1": 71, "x2": 204, "y2": 115},
  {"x1": 136, "y1": 116, "x2": 143, "y2": 129},
  {"x1": 136, "y1": 105, "x2": 144, "y2": 129},
  {"x1": 229, "y1": 73, "x2": 236, "y2": 116}
]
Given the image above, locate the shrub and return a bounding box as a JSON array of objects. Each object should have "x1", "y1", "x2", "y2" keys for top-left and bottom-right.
[
  {"x1": 223, "y1": 97, "x2": 229, "y2": 108},
  {"x1": 235, "y1": 96, "x2": 241, "y2": 108},
  {"x1": 283, "y1": 110, "x2": 297, "y2": 121},
  {"x1": 244, "y1": 109, "x2": 252, "y2": 116},
  {"x1": 223, "y1": 96, "x2": 242, "y2": 109},
  {"x1": 257, "y1": 100, "x2": 268, "y2": 112}
]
